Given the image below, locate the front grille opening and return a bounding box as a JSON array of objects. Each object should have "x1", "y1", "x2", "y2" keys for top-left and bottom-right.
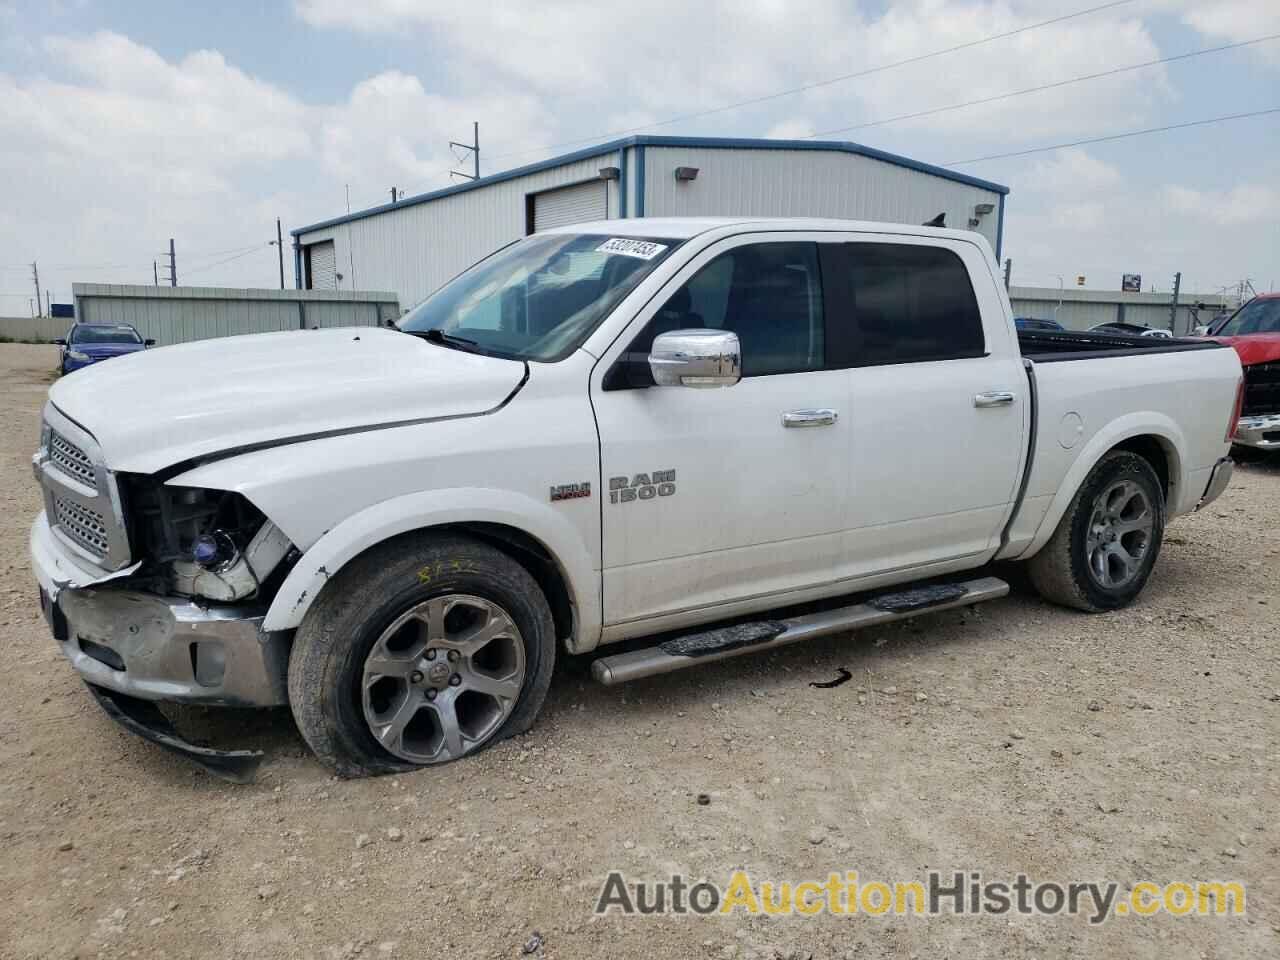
[
  {"x1": 52, "y1": 493, "x2": 109, "y2": 557},
  {"x1": 79, "y1": 637, "x2": 125, "y2": 671},
  {"x1": 1243, "y1": 362, "x2": 1280, "y2": 417},
  {"x1": 49, "y1": 430, "x2": 97, "y2": 486}
]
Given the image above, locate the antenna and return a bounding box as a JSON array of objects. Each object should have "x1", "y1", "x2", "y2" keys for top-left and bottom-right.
[{"x1": 449, "y1": 122, "x2": 480, "y2": 181}]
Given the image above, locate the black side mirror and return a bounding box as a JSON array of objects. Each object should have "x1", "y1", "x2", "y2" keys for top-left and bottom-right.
[
  {"x1": 52, "y1": 338, "x2": 66, "y2": 346},
  {"x1": 144, "y1": 338, "x2": 156, "y2": 346}
]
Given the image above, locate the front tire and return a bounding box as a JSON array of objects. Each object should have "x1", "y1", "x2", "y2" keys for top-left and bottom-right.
[
  {"x1": 1026, "y1": 450, "x2": 1166, "y2": 612},
  {"x1": 288, "y1": 533, "x2": 556, "y2": 777}
]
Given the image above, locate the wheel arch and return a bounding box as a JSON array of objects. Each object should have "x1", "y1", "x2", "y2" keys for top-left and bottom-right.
[
  {"x1": 262, "y1": 488, "x2": 600, "y2": 651},
  {"x1": 1018, "y1": 415, "x2": 1186, "y2": 561}
]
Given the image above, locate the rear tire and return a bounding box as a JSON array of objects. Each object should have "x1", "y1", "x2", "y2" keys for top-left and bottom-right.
[
  {"x1": 1026, "y1": 450, "x2": 1165, "y2": 612},
  {"x1": 288, "y1": 533, "x2": 556, "y2": 777}
]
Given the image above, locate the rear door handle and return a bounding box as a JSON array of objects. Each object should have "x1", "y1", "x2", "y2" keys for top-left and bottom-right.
[
  {"x1": 973, "y1": 391, "x2": 1016, "y2": 408},
  {"x1": 782, "y1": 408, "x2": 839, "y2": 428}
]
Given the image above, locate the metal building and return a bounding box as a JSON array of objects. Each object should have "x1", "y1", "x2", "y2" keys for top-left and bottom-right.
[
  {"x1": 70, "y1": 284, "x2": 400, "y2": 346},
  {"x1": 1008, "y1": 285, "x2": 1230, "y2": 335},
  {"x1": 292, "y1": 135, "x2": 1009, "y2": 311}
]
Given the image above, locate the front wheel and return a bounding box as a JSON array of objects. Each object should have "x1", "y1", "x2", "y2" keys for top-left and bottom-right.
[
  {"x1": 1026, "y1": 450, "x2": 1166, "y2": 612},
  {"x1": 288, "y1": 533, "x2": 556, "y2": 777}
]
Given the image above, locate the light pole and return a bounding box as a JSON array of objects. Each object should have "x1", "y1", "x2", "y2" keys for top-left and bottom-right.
[{"x1": 1053, "y1": 275, "x2": 1064, "y2": 324}]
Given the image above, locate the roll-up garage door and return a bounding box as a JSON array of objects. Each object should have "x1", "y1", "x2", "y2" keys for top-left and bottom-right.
[
  {"x1": 306, "y1": 241, "x2": 337, "y2": 290},
  {"x1": 532, "y1": 181, "x2": 608, "y2": 232}
]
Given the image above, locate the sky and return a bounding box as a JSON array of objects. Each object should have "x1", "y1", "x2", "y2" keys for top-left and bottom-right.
[{"x1": 0, "y1": 0, "x2": 1277, "y2": 314}]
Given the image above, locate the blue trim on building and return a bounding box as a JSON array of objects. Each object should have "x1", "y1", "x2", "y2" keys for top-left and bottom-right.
[
  {"x1": 995, "y1": 194, "x2": 1006, "y2": 261},
  {"x1": 636, "y1": 145, "x2": 646, "y2": 217},
  {"x1": 293, "y1": 134, "x2": 1010, "y2": 237},
  {"x1": 618, "y1": 147, "x2": 627, "y2": 219}
]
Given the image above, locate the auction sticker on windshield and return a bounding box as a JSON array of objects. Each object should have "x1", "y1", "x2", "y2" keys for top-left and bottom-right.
[{"x1": 597, "y1": 238, "x2": 668, "y2": 260}]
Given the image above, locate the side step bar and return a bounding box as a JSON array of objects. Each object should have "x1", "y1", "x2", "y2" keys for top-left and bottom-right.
[{"x1": 591, "y1": 576, "x2": 1008, "y2": 686}]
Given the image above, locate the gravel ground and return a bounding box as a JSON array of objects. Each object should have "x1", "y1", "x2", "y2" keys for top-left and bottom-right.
[{"x1": 1, "y1": 342, "x2": 1276, "y2": 960}]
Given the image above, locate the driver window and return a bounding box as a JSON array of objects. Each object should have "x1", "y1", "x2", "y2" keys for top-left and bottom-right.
[{"x1": 637, "y1": 242, "x2": 825, "y2": 377}]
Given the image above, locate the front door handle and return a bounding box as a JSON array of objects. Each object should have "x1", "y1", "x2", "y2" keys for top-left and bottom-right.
[
  {"x1": 782, "y1": 408, "x2": 839, "y2": 428},
  {"x1": 973, "y1": 391, "x2": 1016, "y2": 408}
]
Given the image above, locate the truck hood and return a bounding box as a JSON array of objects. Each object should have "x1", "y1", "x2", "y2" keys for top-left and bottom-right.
[
  {"x1": 48, "y1": 327, "x2": 527, "y2": 474},
  {"x1": 1205, "y1": 333, "x2": 1280, "y2": 367}
]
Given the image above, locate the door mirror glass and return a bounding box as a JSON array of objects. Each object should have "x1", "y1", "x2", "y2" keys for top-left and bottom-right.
[{"x1": 649, "y1": 329, "x2": 741, "y2": 388}]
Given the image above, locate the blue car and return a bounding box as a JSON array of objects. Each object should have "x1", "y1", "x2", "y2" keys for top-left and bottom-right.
[{"x1": 55, "y1": 323, "x2": 154, "y2": 375}]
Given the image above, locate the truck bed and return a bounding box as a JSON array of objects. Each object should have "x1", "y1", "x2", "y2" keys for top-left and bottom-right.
[{"x1": 1017, "y1": 329, "x2": 1226, "y2": 362}]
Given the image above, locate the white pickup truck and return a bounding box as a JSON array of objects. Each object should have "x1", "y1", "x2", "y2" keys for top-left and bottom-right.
[{"x1": 31, "y1": 217, "x2": 1242, "y2": 780}]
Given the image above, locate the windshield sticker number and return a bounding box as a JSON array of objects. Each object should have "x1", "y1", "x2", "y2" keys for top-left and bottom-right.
[{"x1": 596, "y1": 238, "x2": 668, "y2": 260}]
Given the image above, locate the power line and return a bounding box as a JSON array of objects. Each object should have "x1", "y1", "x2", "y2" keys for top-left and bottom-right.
[
  {"x1": 810, "y1": 32, "x2": 1280, "y2": 138},
  {"x1": 946, "y1": 106, "x2": 1280, "y2": 165},
  {"x1": 183, "y1": 243, "x2": 267, "y2": 264},
  {"x1": 184, "y1": 245, "x2": 270, "y2": 276},
  {"x1": 379, "y1": 0, "x2": 1134, "y2": 206},
  {"x1": 490, "y1": 0, "x2": 1137, "y2": 162}
]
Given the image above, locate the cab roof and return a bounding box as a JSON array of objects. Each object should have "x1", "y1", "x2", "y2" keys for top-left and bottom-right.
[{"x1": 545, "y1": 216, "x2": 994, "y2": 250}]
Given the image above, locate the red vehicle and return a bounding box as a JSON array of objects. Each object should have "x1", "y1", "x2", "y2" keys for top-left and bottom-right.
[{"x1": 1203, "y1": 294, "x2": 1280, "y2": 452}]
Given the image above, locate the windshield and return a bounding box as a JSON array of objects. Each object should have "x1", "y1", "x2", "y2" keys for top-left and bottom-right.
[
  {"x1": 399, "y1": 233, "x2": 680, "y2": 361},
  {"x1": 71, "y1": 325, "x2": 141, "y2": 345},
  {"x1": 1213, "y1": 299, "x2": 1280, "y2": 337}
]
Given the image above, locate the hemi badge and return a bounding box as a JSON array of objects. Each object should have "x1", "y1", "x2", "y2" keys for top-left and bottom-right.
[{"x1": 550, "y1": 482, "x2": 591, "y2": 502}]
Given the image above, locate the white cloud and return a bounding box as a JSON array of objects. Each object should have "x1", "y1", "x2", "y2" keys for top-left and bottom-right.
[
  {"x1": 295, "y1": 0, "x2": 1171, "y2": 143},
  {"x1": 1026, "y1": 148, "x2": 1123, "y2": 193},
  {"x1": 1163, "y1": 183, "x2": 1280, "y2": 225},
  {"x1": 764, "y1": 119, "x2": 814, "y2": 140},
  {"x1": 1176, "y1": 0, "x2": 1280, "y2": 62},
  {"x1": 0, "y1": 31, "x2": 550, "y2": 299}
]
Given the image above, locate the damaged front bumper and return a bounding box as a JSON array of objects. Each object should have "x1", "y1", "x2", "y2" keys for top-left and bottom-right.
[
  {"x1": 32, "y1": 512, "x2": 289, "y2": 707},
  {"x1": 31, "y1": 512, "x2": 289, "y2": 781},
  {"x1": 83, "y1": 684, "x2": 264, "y2": 783}
]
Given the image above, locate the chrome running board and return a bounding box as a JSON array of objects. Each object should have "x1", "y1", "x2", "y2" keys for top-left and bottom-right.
[{"x1": 591, "y1": 576, "x2": 1009, "y2": 686}]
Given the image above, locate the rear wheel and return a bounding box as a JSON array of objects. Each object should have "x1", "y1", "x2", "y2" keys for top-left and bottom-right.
[
  {"x1": 288, "y1": 533, "x2": 556, "y2": 777},
  {"x1": 1026, "y1": 450, "x2": 1165, "y2": 612}
]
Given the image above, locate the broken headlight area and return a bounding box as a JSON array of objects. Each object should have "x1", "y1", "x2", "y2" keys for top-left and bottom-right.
[{"x1": 121, "y1": 477, "x2": 296, "y2": 603}]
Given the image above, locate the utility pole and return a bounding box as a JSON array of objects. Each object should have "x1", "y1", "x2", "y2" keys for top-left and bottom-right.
[
  {"x1": 31, "y1": 261, "x2": 42, "y2": 316},
  {"x1": 1168, "y1": 271, "x2": 1181, "y2": 332},
  {"x1": 1002, "y1": 258, "x2": 1012, "y2": 292},
  {"x1": 154, "y1": 261, "x2": 159, "y2": 286},
  {"x1": 276, "y1": 218, "x2": 285, "y2": 289},
  {"x1": 449, "y1": 122, "x2": 480, "y2": 181}
]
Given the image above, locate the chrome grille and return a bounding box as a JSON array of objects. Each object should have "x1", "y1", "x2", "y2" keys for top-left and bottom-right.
[
  {"x1": 38, "y1": 411, "x2": 131, "y2": 569},
  {"x1": 51, "y1": 492, "x2": 109, "y2": 557},
  {"x1": 49, "y1": 430, "x2": 97, "y2": 486}
]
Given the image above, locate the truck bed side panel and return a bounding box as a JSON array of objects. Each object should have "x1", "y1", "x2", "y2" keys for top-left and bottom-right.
[{"x1": 1000, "y1": 345, "x2": 1240, "y2": 560}]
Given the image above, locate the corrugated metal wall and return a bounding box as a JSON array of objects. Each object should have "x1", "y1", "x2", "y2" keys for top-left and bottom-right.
[
  {"x1": 640, "y1": 146, "x2": 1004, "y2": 252},
  {"x1": 1009, "y1": 286, "x2": 1230, "y2": 335},
  {"x1": 0, "y1": 315, "x2": 69, "y2": 341},
  {"x1": 72, "y1": 285, "x2": 400, "y2": 347},
  {"x1": 299, "y1": 150, "x2": 622, "y2": 311}
]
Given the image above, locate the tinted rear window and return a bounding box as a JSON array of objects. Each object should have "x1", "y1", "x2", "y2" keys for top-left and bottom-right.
[{"x1": 846, "y1": 244, "x2": 984, "y2": 366}]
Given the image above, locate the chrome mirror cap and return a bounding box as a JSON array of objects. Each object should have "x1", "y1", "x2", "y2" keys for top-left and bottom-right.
[{"x1": 648, "y1": 329, "x2": 741, "y2": 388}]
